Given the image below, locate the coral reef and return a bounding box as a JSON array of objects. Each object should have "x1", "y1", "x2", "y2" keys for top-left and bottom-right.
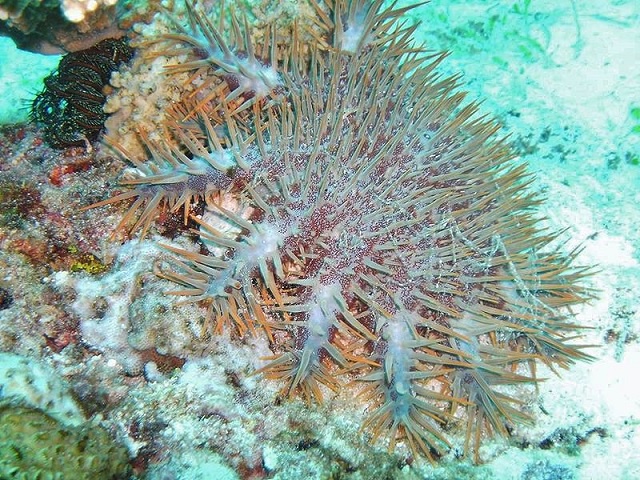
[
  {"x1": 0, "y1": 354, "x2": 130, "y2": 478},
  {"x1": 0, "y1": 0, "x2": 158, "y2": 53},
  {"x1": 0, "y1": 404, "x2": 130, "y2": 479},
  {"x1": 0, "y1": 352, "x2": 84, "y2": 426},
  {"x1": 8, "y1": 0, "x2": 639, "y2": 477},
  {"x1": 83, "y1": 0, "x2": 593, "y2": 465},
  {"x1": 0, "y1": 0, "x2": 65, "y2": 52}
]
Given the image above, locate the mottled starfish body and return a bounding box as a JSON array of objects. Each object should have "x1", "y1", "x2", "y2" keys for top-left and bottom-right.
[{"x1": 89, "y1": 0, "x2": 592, "y2": 462}]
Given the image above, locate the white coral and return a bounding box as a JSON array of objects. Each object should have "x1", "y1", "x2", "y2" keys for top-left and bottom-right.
[
  {"x1": 0, "y1": 352, "x2": 84, "y2": 426},
  {"x1": 62, "y1": 0, "x2": 117, "y2": 23}
]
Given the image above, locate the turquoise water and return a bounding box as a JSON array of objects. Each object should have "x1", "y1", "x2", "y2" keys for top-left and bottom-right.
[{"x1": 0, "y1": 37, "x2": 59, "y2": 124}]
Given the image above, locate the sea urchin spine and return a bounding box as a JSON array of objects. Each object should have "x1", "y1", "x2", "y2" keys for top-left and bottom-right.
[
  {"x1": 147, "y1": 0, "x2": 285, "y2": 113},
  {"x1": 89, "y1": 0, "x2": 593, "y2": 462}
]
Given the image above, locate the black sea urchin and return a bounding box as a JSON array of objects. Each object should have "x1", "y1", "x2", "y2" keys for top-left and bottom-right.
[
  {"x1": 30, "y1": 38, "x2": 134, "y2": 148},
  {"x1": 90, "y1": 0, "x2": 593, "y2": 463}
]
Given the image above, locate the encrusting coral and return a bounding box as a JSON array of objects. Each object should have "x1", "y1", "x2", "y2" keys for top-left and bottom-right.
[
  {"x1": 86, "y1": 0, "x2": 594, "y2": 464},
  {"x1": 0, "y1": 403, "x2": 131, "y2": 479}
]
